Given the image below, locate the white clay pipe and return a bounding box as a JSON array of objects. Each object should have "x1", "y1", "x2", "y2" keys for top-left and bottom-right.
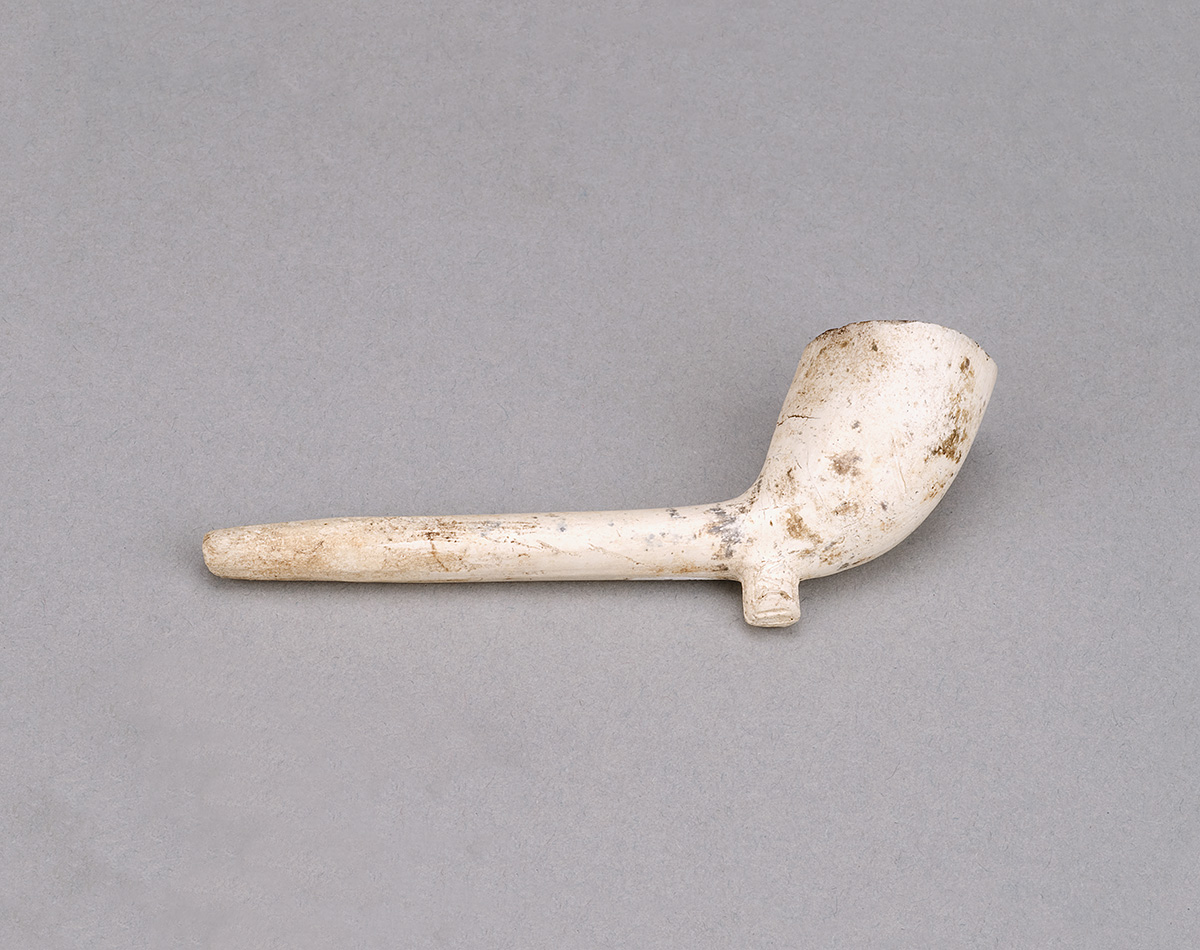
[{"x1": 203, "y1": 320, "x2": 996, "y2": 627}]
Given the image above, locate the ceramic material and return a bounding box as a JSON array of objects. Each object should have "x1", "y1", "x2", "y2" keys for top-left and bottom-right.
[{"x1": 204, "y1": 321, "x2": 997, "y2": 627}]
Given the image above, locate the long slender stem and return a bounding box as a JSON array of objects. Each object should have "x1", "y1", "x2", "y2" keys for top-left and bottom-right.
[{"x1": 202, "y1": 503, "x2": 738, "y2": 583}]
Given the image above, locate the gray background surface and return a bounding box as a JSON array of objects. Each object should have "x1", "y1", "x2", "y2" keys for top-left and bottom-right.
[{"x1": 3, "y1": 1, "x2": 1198, "y2": 947}]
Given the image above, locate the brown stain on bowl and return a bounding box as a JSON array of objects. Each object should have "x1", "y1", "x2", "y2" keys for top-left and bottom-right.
[
  {"x1": 829, "y1": 450, "x2": 863, "y2": 477},
  {"x1": 785, "y1": 510, "x2": 822, "y2": 546}
]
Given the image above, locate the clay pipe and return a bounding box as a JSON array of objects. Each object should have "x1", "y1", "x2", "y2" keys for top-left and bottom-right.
[{"x1": 203, "y1": 320, "x2": 996, "y2": 627}]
